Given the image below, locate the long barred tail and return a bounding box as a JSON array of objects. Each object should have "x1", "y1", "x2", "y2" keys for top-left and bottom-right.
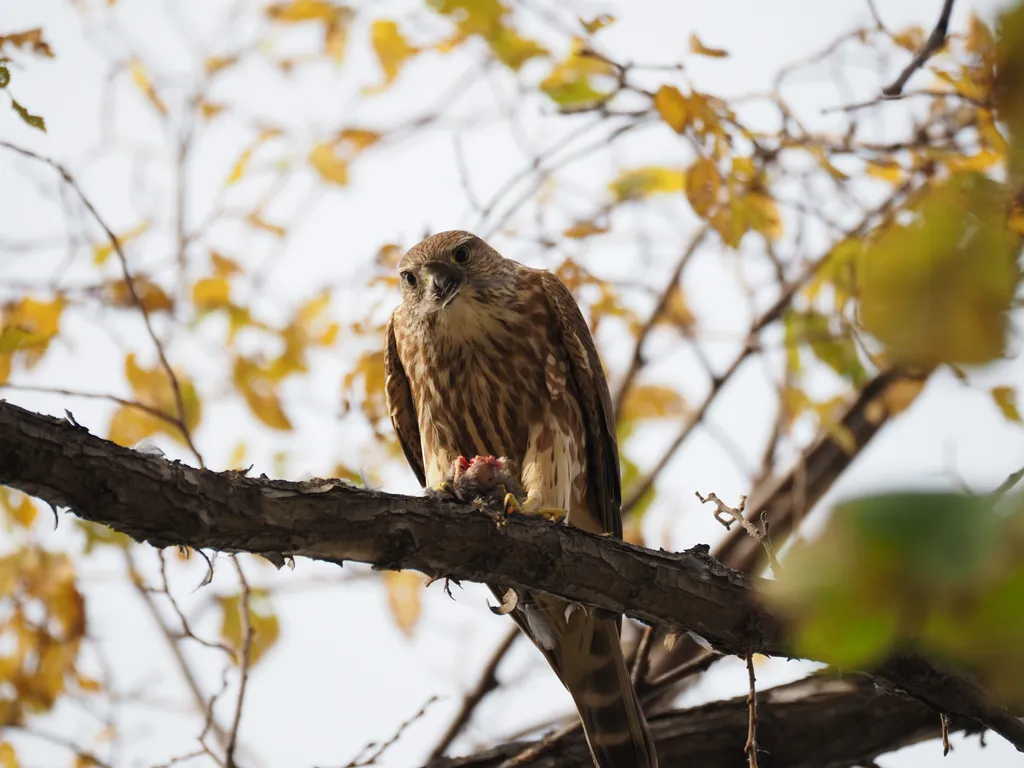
[{"x1": 558, "y1": 616, "x2": 658, "y2": 768}]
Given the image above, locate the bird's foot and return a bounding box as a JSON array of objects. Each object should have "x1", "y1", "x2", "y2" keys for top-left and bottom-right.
[
  {"x1": 425, "y1": 455, "x2": 471, "y2": 501},
  {"x1": 501, "y1": 493, "x2": 566, "y2": 524}
]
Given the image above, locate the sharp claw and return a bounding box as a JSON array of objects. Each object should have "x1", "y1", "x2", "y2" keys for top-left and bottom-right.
[{"x1": 538, "y1": 507, "x2": 567, "y2": 523}]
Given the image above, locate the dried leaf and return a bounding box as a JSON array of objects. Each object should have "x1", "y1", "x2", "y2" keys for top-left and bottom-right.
[
  {"x1": 385, "y1": 571, "x2": 422, "y2": 637},
  {"x1": 563, "y1": 220, "x2": 608, "y2": 239},
  {"x1": 689, "y1": 32, "x2": 728, "y2": 58},
  {"x1": 129, "y1": 60, "x2": 167, "y2": 115},
  {"x1": 192, "y1": 277, "x2": 231, "y2": 311},
  {"x1": 93, "y1": 221, "x2": 149, "y2": 265},
  {"x1": 685, "y1": 157, "x2": 721, "y2": 217},
  {"x1": 106, "y1": 278, "x2": 173, "y2": 313},
  {"x1": 11, "y1": 100, "x2": 45, "y2": 132},
  {"x1": 580, "y1": 14, "x2": 615, "y2": 34},
  {"x1": 620, "y1": 384, "x2": 686, "y2": 421},
  {"x1": 234, "y1": 358, "x2": 293, "y2": 430},
  {"x1": 653, "y1": 85, "x2": 689, "y2": 133},
  {"x1": 367, "y1": 20, "x2": 419, "y2": 91},
  {"x1": 246, "y1": 212, "x2": 286, "y2": 237},
  {"x1": 0, "y1": 28, "x2": 54, "y2": 57},
  {"x1": 992, "y1": 386, "x2": 1021, "y2": 422},
  {"x1": 218, "y1": 588, "x2": 281, "y2": 667},
  {"x1": 308, "y1": 142, "x2": 349, "y2": 185}
]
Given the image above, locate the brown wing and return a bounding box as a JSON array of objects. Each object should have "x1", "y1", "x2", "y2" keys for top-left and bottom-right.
[
  {"x1": 384, "y1": 312, "x2": 426, "y2": 487},
  {"x1": 538, "y1": 271, "x2": 622, "y2": 539}
]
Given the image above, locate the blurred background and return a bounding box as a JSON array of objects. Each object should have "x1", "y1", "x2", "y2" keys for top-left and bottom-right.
[{"x1": 2, "y1": 0, "x2": 1023, "y2": 766}]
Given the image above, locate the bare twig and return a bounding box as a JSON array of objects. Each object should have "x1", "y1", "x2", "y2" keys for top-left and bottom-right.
[
  {"x1": 612, "y1": 225, "x2": 709, "y2": 420},
  {"x1": 224, "y1": 556, "x2": 253, "y2": 768},
  {"x1": 630, "y1": 625, "x2": 655, "y2": 687},
  {"x1": 496, "y1": 720, "x2": 579, "y2": 768},
  {"x1": 941, "y1": 712, "x2": 952, "y2": 756},
  {"x1": 428, "y1": 628, "x2": 520, "y2": 761},
  {"x1": 882, "y1": 0, "x2": 956, "y2": 97},
  {"x1": 696, "y1": 492, "x2": 782, "y2": 574},
  {"x1": 642, "y1": 649, "x2": 716, "y2": 696},
  {"x1": 341, "y1": 696, "x2": 439, "y2": 767},
  {"x1": 745, "y1": 651, "x2": 760, "y2": 768},
  {"x1": 0, "y1": 140, "x2": 204, "y2": 466}
]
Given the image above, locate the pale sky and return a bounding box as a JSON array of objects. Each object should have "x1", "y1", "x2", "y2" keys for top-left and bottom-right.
[{"x1": 2, "y1": 1, "x2": 1023, "y2": 767}]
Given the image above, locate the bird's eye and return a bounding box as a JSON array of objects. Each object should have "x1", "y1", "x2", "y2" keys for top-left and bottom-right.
[
  {"x1": 401, "y1": 270, "x2": 417, "y2": 287},
  {"x1": 452, "y1": 244, "x2": 471, "y2": 264}
]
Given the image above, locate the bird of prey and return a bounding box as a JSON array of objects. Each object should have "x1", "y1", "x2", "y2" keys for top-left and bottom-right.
[{"x1": 384, "y1": 230, "x2": 657, "y2": 768}]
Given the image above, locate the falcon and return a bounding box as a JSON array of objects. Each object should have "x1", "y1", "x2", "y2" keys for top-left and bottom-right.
[{"x1": 384, "y1": 230, "x2": 657, "y2": 768}]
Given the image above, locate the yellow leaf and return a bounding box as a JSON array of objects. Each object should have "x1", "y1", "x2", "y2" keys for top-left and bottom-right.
[
  {"x1": 324, "y1": 11, "x2": 353, "y2": 63},
  {"x1": 92, "y1": 220, "x2": 149, "y2": 265},
  {"x1": 212, "y1": 252, "x2": 242, "y2": 276},
  {"x1": 2, "y1": 491, "x2": 37, "y2": 528},
  {"x1": 0, "y1": 296, "x2": 64, "y2": 370},
  {"x1": 192, "y1": 277, "x2": 231, "y2": 311},
  {"x1": 563, "y1": 220, "x2": 608, "y2": 239},
  {"x1": 204, "y1": 56, "x2": 237, "y2": 75},
  {"x1": 945, "y1": 149, "x2": 1000, "y2": 173},
  {"x1": 108, "y1": 406, "x2": 158, "y2": 448},
  {"x1": 385, "y1": 571, "x2": 422, "y2": 637},
  {"x1": 341, "y1": 350, "x2": 388, "y2": 424},
  {"x1": 228, "y1": 441, "x2": 247, "y2": 468},
  {"x1": 308, "y1": 142, "x2": 349, "y2": 185},
  {"x1": 893, "y1": 26, "x2": 925, "y2": 52},
  {"x1": 110, "y1": 353, "x2": 202, "y2": 446},
  {"x1": 129, "y1": 60, "x2": 167, "y2": 115},
  {"x1": 266, "y1": 0, "x2": 338, "y2": 22},
  {"x1": 0, "y1": 742, "x2": 17, "y2": 768},
  {"x1": 992, "y1": 386, "x2": 1021, "y2": 422},
  {"x1": 654, "y1": 85, "x2": 689, "y2": 133},
  {"x1": 609, "y1": 166, "x2": 686, "y2": 202},
  {"x1": 866, "y1": 159, "x2": 904, "y2": 184},
  {"x1": 106, "y1": 278, "x2": 173, "y2": 313},
  {"x1": 367, "y1": 20, "x2": 419, "y2": 90},
  {"x1": 429, "y1": 0, "x2": 546, "y2": 70},
  {"x1": 657, "y1": 283, "x2": 696, "y2": 330},
  {"x1": 226, "y1": 147, "x2": 253, "y2": 185},
  {"x1": 540, "y1": 38, "x2": 615, "y2": 107},
  {"x1": 218, "y1": 588, "x2": 281, "y2": 667},
  {"x1": 234, "y1": 358, "x2": 293, "y2": 430},
  {"x1": 689, "y1": 32, "x2": 728, "y2": 58},
  {"x1": 580, "y1": 14, "x2": 615, "y2": 34},
  {"x1": 246, "y1": 212, "x2": 286, "y2": 237},
  {"x1": 685, "y1": 157, "x2": 721, "y2": 217},
  {"x1": 619, "y1": 384, "x2": 686, "y2": 421},
  {"x1": 741, "y1": 191, "x2": 782, "y2": 239},
  {"x1": 199, "y1": 101, "x2": 225, "y2": 120}
]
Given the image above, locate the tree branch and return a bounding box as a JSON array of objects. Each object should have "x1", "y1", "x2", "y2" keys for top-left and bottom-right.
[
  {"x1": 425, "y1": 674, "x2": 975, "y2": 768},
  {"x1": 1, "y1": 400, "x2": 1021, "y2": 751}
]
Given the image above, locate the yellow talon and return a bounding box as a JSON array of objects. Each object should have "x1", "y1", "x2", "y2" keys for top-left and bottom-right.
[
  {"x1": 503, "y1": 492, "x2": 523, "y2": 516},
  {"x1": 537, "y1": 507, "x2": 567, "y2": 523},
  {"x1": 431, "y1": 480, "x2": 457, "y2": 499}
]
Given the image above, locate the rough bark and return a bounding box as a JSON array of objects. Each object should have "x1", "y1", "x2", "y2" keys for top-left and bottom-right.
[
  {"x1": 425, "y1": 674, "x2": 973, "y2": 768},
  {"x1": 1, "y1": 400, "x2": 1022, "y2": 752}
]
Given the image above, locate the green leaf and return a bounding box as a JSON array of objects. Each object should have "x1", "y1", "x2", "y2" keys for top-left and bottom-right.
[
  {"x1": 0, "y1": 65, "x2": 9, "y2": 89},
  {"x1": 858, "y1": 173, "x2": 1020, "y2": 367},
  {"x1": 11, "y1": 99, "x2": 45, "y2": 132}
]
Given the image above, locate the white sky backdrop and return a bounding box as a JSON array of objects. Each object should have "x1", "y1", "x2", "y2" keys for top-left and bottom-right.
[{"x1": 2, "y1": 0, "x2": 1024, "y2": 766}]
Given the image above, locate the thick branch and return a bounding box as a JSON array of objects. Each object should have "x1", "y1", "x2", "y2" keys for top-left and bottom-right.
[
  {"x1": 1, "y1": 400, "x2": 1021, "y2": 750},
  {"x1": 425, "y1": 674, "x2": 973, "y2": 768}
]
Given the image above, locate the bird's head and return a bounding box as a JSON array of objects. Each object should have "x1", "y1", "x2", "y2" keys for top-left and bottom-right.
[{"x1": 396, "y1": 231, "x2": 516, "y2": 321}]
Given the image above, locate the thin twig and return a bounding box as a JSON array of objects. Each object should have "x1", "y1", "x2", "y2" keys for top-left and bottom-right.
[
  {"x1": 224, "y1": 556, "x2": 253, "y2": 768},
  {"x1": 0, "y1": 140, "x2": 204, "y2": 466},
  {"x1": 340, "y1": 696, "x2": 439, "y2": 767},
  {"x1": 428, "y1": 627, "x2": 520, "y2": 761},
  {"x1": 0, "y1": 383, "x2": 191, "y2": 430},
  {"x1": 941, "y1": 712, "x2": 952, "y2": 756},
  {"x1": 642, "y1": 649, "x2": 716, "y2": 696},
  {"x1": 630, "y1": 625, "x2": 655, "y2": 687},
  {"x1": 882, "y1": 0, "x2": 956, "y2": 97},
  {"x1": 745, "y1": 651, "x2": 760, "y2": 768},
  {"x1": 989, "y1": 464, "x2": 1024, "y2": 500},
  {"x1": 696, "y1": 492, "x2": 782, "y2": 574},
  {"x1": 612, "y1": 225, "x2": 709, "y2": 419},
  {"x1": 496, "y1": 720, "x2": 579, "y2": 768}
]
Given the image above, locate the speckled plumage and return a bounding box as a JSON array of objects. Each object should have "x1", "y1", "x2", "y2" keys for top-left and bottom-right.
[{"x1": 384, "y1": 231, "x2": 657, "y2": 768}]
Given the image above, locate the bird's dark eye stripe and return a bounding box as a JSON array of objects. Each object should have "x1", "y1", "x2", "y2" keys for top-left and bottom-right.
[
  {"x1": 401, "y1": 270, "x2": 417, "y2": 286},
  {"x1": 453, "y1": 244, "x2": 471, "y2": 263}
]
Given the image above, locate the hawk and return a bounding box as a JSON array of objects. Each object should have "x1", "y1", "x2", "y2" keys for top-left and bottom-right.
[{"x1": 384, "y1": 230, "x2": 657, "y2": 768}]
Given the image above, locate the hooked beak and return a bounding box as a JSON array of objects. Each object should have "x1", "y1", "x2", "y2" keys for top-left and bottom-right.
[{"x1": 422, "y1": 262, "x2": 464, "y2": 307}]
